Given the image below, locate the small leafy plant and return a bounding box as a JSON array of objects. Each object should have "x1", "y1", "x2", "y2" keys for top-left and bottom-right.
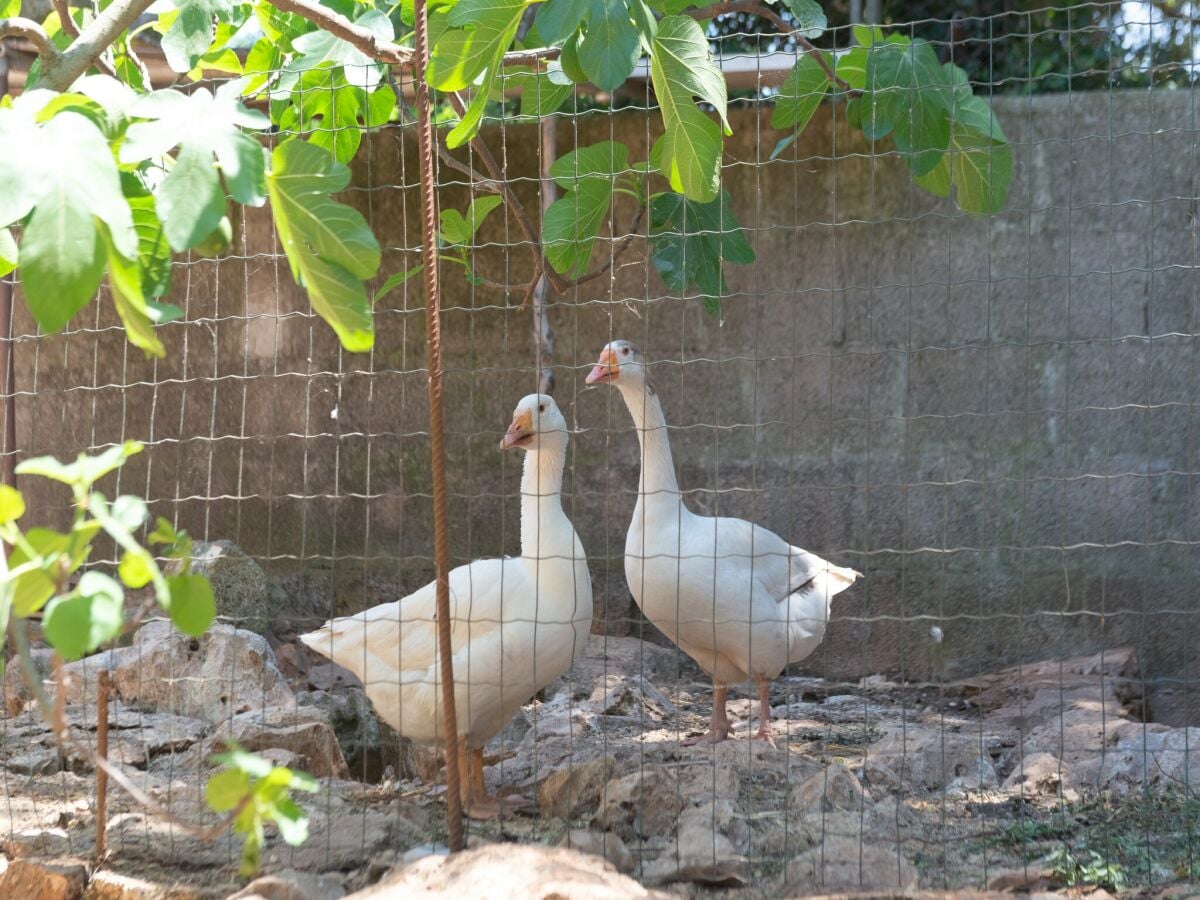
[
  {"x1": 0, "y1": 441, "x2": 214, "y2": 657},
  {"x1": 0, "y1": 442, "x2": 317, "y2": 876},
  {"x1": 1046, "y1": 845, "x2": 1129, "y2": 893},
  {"x1": 207, "y1": 745, "x2": 320, "y2": 876}
]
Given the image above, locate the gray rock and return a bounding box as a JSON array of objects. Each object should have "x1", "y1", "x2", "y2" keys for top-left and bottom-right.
[
  {"x1": 47, "y1": 650, "x2": 132, "y2": 709},
  {"x1": 786, "y1": 834, "x2": 919, "y2": 892},
  {"x1": 348, "y1": 844, "x2": 671, "y2": 899},
  {"x1": 538, "y1": 756, "x2": 618, "y2": 820},
  {"x1": 4, "y1": 827, "x2": 72, "y2": 858},
  {"x1": 229, "y1": 869, "x2": 344, "y2": 900},
  {"x1": 4, "y1": 647, "x2": 53, "y2": 717},
  {"x1": 115, "y1": 620, "x2": 294, "y2": 723},
  {"x1": 864, "y1": 727, "x2": 999, "y2": 793},
  {"x1": 791, "y1": 763, "x2": 870, "y2": 814},
  {"x1": 558, "y1": 829, "x2": 634, "y2": 874},
  {"x1": 211, "y1": 706, "x2": 349, "y2": 779},
  {"x1": 593, "y1": 768, "x2": 683, "y2": 842},
  {"x1": 184, "y1": 540, "x2": 271, "y2": 634},
  {"x1": 4, "y1": 747, "x2": 61, "y2": 776},
  {"x1": 643, "y1": 815, "x2": 747, "y2": 887},
  {"x1": 297, "y1": 687, "x2": 411, "y2": 783}
]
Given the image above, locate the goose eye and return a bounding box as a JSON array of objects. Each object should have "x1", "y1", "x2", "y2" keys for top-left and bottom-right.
[
  {"x1": 621, "y1": 347, "x2": 630, "y2": 356},
  {"x1": 538, "y1": 404, "x2": 546, "y2": 413}
]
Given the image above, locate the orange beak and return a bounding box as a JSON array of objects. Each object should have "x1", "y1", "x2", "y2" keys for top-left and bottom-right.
[
  {"x1": 500, "y1": 408, "x2": 534, "y2": 450},
  {"x1": 585, "y1": 347, "x2": 619, "y2": 385}
]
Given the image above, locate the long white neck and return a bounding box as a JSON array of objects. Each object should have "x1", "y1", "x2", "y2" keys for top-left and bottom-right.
[
  {"x1": 519, "y1": 440, "x2": 574, "y2": 559},
  {"x1": 616, "y1": 381, "x2": 681, "y2": 505}
]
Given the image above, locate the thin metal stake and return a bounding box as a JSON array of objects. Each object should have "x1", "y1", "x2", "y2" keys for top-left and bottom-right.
[
  {"x1": 96, "y1": 670, "x2": 110, "y2": 860},
  {"x1": 411, "y1": 0, "x2": 464, "y2": 852}
]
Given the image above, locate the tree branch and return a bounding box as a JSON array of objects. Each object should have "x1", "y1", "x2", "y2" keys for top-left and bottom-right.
[
  {"x1": 38, "y1": 0, "x2": 156, "y2": 91},
  {"x1": 446, "y1": 92, "x2": 553, "y2": 290},
  {"x1": 0, "y1": 18, "x2": 59, "y2": 61},
  {"x1": 436, "y1": 143, "x2": 505, "y2": 195},
  {"x1": 686, "y1": 1, "x2": 858, "y2": 95},
  {"x1": 49, "y1": 0, "x2": 121, "y2": 79},
  {"x1": 51, "y1": 0, "x2": 81, "y2": 39},
  {"x1": 268, "y1": 0, "x2": 413, "y2": 65}
]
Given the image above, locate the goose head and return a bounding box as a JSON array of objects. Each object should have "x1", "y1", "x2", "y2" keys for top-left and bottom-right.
[
  {"x1": 500, "y1": 393, "x2": 568, "y2": 452},
  {"x1": 585, "y1": 340, "x2": 646, "y2": 388}
]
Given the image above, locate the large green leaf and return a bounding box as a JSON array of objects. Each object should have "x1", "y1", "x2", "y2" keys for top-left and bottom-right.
[
  {"x1": 886, "y1": 40, "x2": 953, "y2": 176},
  {"x1": 429, "y1": 0, "x2": 532, "y2": 148},
  {"x1": 287, "y1": 9, "x2": 392, "y2": 92},
  {"x1": 42, "y1": 571, "x2": 125, "y2": 661},
  {"x1": 649, "y1": 190, "x2": 755, "y2": 313},
  {"x1": 102, "y1": 227, "x2": 180, "y2": 358},
  {"x1": 550, "y1": 140, "x2": 629, "y2": 188},
  {"x1": 535, "y1": 0, "x2": 588, "y2": 44},
  {"x1": 161, "y1": 0, "x2": 240, "y2": 74},
  {"x1": 579, "y1": 0, "x2": 639, "y2": 92},
  {"x1": 7, "y1": 523, "x2": 103, "y2": 618},
  {"x1": 128, "y1": 194, "x2": 174, "y2": 299},
  {"x1": 543, "y1": 180, "x2": 613, "y2": 276},
  {"x1": 0, "y1": 109, "x2": 136, "y2": 332},
  {"x1": 166, "y1": 573, "x2": 216, "y2": 636},
  {"x1": 122, "y1": 88, "x2": 268, "y2": 252},
  {"x1": 771, "y1": 50, "x2": 831, "y2": 134},
  {"x1": 911, "y1": 64, "x2": 1010, "y2": 214},
  {"x1": 650, "y1": 16, "x2": 729, "y2": 203},
  {"x1": 508, "y1": 69, "x2": 572, "y2": 117},
  {"x1": 543, "y1": 142, "x2": 629, "y2": 276},
  {"x1": 427, "y1": 0, "x2": 528, "y2": 92},
  {"x1": 266, "y1": 140, "x2": 380, "y2": 353}
]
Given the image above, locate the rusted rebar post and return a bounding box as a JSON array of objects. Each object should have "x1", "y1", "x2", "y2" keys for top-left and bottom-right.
[
  {"x1": 96, "y1": 670, "x2": 110, "y2": 859},
  {"x1": 411, "y1": 0, "x2": 464, "y2": 852}
]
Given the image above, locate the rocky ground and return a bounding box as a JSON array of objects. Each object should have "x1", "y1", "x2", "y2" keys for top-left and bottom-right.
[{"x1": 2, "y1": 543, "x2": 1199, "y2": 899}]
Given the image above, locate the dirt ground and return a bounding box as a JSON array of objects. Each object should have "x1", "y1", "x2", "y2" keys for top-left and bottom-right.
[{"x1": 3, "y1": 621, "x2": 1199, "y2": 899}]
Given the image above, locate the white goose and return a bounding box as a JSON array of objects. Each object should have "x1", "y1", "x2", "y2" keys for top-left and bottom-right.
[
  {"x1": 587, "y1": 341, "x2": 859, "y2": 745},
  {"x1": 300, "y1": 394, "x2": 592, "y2": 815}
]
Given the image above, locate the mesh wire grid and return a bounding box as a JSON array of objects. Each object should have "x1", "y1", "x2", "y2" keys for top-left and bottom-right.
[{"x1": 1, "y1": 1, "x2": 1199, "y2": 892}]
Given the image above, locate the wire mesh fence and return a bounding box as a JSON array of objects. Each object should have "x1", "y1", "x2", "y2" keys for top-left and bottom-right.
[{"x1": 2, "y1": 2, "x2": 1199, "y2": 895}]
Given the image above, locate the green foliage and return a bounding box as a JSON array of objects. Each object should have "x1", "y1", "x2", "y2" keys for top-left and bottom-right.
[
  {"x1": 207, "y1": 745, "x2": 319, "y2": 877},
  {"x1": 427, "y1": 0, "x2": 532, "y2": 147},
  {"x1": 374, "y1": 194, "x2": 506, "y2": 301},
  {"x1": 769, "y1": 27, "x2": 1012, "y2": 215},
  {"x1": 580, "y1": 0, "x2": 641, "y2": 92},
  {"x1": 0, "y1": 447, "x2": 315, "y2": 875},
  {"x1": 650, "y1": 15, "x2": 729, "y2": 203},
  {"x1": 266, "y1": 140, "x2": 381, "y2": 353},
  {"x1": 1047, "y1": 847, "x2": 1129, "y2": 892},
  {"x1": 161, "y1": 0, "x2": 239, "y2": 73},
  {"x1": 121, "y1": 87, "x2": 269, "y2": 249},
  {"x1": 0, "y1": 0, "x2": 1020, "y2": 345},
  {"x1": 769, "y1": 49, "x2": 831, "y2": 159},
  {"x1": 543, "y1": 141, "x2": 631, "y2": 277},
  {"x1": 649, "y1": 190, "x2": 755, "y2": 313}
]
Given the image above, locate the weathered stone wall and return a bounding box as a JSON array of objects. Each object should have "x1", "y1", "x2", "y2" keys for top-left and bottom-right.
[{"x1": 10, "y1": 89, "x2": 1199, "y2": 700}]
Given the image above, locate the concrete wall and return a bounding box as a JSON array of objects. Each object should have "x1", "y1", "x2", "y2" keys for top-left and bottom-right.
[{"x1": 10, "y1": 88, "x2": 1200, "y2": 702}]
